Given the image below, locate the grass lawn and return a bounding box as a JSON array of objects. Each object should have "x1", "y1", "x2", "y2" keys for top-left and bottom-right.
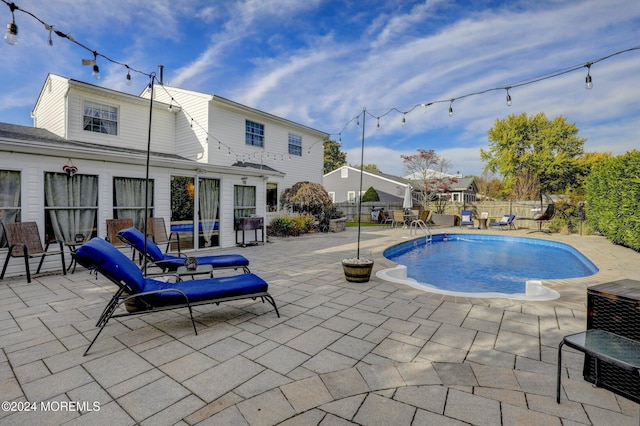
[{"x1": 346, "y1": 222, "x2": 388, "y2": 227}]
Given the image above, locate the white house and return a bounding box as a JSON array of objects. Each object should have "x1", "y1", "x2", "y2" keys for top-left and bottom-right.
[{"x1": 0, "y1": 74, "x2": 327, "y2": 278}]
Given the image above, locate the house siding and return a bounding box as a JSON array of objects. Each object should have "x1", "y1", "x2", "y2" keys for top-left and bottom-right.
[
  {"x1": 1, "y1": 74, "x2": 328, "y2": 279},
  {"x1": 31, "y1": 75, "x2": 68, "y2": 137},
  {"x1": 323, "y1": 166, "x2": 407, "y2": 203}
]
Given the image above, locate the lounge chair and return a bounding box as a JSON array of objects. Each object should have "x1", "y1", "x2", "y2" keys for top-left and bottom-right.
[
  {"x1": 1, "y1": 222, "x2": 66, "y2": 283},
  {"x1": 117, "y1": 227, "x2": 250, "y2": 273},
  {"x1": 489, "y1": 214, "x2": 516, "y2": 230},
  {"x1": 74, "y1": 237, "x2": 279, "y2": 355},
  {"x1": 460, "y1": 210, "x2": 474, "y2": 227}
]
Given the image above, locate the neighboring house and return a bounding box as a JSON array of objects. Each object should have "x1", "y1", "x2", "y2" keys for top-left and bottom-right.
[
  {"x1": 323, "y1": 165, "x2": 478, "y2": 206},
  {"x1": 0, "y1": 74, "x2": 327, "y2": 278},
  {"x1": 403, "y1": 169, "x2": 477, "y2": 204},
  {"x1": 323, "y1": 166, "x2": 411, "y2": 204},
  {"x1": 446, "y1": 177, "x2": 478, "y2": 204}
]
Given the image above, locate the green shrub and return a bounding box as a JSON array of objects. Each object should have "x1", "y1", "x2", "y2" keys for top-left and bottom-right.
[
  {"x1": 268, "y1": 213, "x2": 315, "y2": 237},
  {"x1": 361, "y1": 186, "x2": 380, "y2": 202},
  {"x1": 585, "y1": 150, "x2": 640, "y2": 251}
]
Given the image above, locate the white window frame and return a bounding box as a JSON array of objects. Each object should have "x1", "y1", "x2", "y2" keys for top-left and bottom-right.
[
  {"x1": 347, "y1": 191, "x2": 356, "y2": 202},
  {"x1": 246, "y1": 120, "x2": 264, "y2": 147},
  {"x1": 288, "y1": 133, "x2": 302, "y2": 156},
  {"x1": 83, "y1": 100, "x2": 118, "y2": 135}
]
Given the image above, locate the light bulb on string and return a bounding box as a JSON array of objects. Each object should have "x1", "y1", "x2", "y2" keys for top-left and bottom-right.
[
  {"x1": 376, "y1": 117, "x2": 380, "y2": 129},
  {"x1": 402, "y1": 113, "x2": 406, "y2": 127},
  {"x1": 448, "y1": 99, "x2": 454, "y2": 117},
  {"x1": 4, "y1": 3, "x2": 18, "y2": 45},
  {"x1": 45, "y1": 24, "x2": 53, "y2": 46},
  {"x1": 125, "y1": 67, "x2": 132, "y2": 86},
  {"x1": 506, "y1": 87, "x2": 512, "y2": 106},
  {"x1": 91, "y1": 52, "x2": 100, "y2": 80},
  {"x1": 585, "y1": 63, "x2": 593, "y2": 90}
]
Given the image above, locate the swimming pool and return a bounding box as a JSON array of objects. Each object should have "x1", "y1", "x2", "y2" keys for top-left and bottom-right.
[{"x1": 378, "y1": 234, "x2": 599, "y2": 301}]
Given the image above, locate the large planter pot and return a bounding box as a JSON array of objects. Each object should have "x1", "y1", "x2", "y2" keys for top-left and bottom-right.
[
  {"x1": 342, "y1": 258, "x2": 374, "y2": 283},
  {"x1": 329, "y1": 217, "x2": 347, "y2": 232},
  {"x1": 431, "y1": 213, "x2": 457, "y2": 226}
]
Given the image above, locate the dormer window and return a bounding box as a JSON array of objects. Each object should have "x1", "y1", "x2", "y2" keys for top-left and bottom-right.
[{"x1": 83, "y1": 100, "x2": 118, "y2": 135}]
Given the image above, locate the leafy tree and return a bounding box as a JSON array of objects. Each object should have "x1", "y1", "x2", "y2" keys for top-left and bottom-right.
[
  {"x1": 475, "y1": 170, "x2": 505, "y2": 200},
  {"x1": 481, "y1": 113, "x2": 586, "y2": 195},
  {"x1": 280, "y1": 181, "x2": 332, "y2": 216},
  {"x1": 401, "y1": 149, "x2": 456, "y2": 213},
  {"x1": 323, "y1": 138, "x2": 347, "y2": 174},
  {"x1": 361, "y1": 186, "x2": 380, "y2": 202}
]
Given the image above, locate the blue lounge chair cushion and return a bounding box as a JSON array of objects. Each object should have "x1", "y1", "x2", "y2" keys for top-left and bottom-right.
[
  {"x1": 117, "y1": 227, "x2": 249, "y2": 271},
  {"x1": 75, "y1": 238, "x2": 267, "y2": 304}
]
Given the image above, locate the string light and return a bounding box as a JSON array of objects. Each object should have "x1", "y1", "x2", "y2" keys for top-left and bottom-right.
[
  {"x1": 91, "y1": 52, "x2": 99, "y2": 80},
  {"x1": 401, "y1": 113, "x2": 406, "y2": 126},
  {"x1": 3, "y1": 0, "x2": 639, "y2": 162},
  {"x1": 4, "y1": 1, "x2": 17, "y2": 45},
  {"x1": 45, "y1": 23, "x2": 53, "y2": 46}
]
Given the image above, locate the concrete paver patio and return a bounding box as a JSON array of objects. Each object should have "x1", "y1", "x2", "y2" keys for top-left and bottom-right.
[{"x1": 1, "y1": 225, "x2": 639, "y2": 425}]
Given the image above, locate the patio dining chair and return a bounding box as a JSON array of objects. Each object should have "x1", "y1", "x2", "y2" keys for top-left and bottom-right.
[
  {"x1": 106, "y1": 218, "x2": 134, "y2": 247},
  {"x1": 146, "y1": 217, "x2": 181, "y2": 254},
  {"x1": 1, "y1": 221, "x2": 66, "y2": 283}
]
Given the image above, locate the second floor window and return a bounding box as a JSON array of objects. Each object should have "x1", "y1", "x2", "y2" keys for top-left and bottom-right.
[
  {"x1": 246, "y1": 120, "x2": 264, "y2": 147},
  {"x1": 288, "y1": 134, "x2": 302, "y2": 156},
  {"x1": 83, "y1": 100, "x2": 118, "y2": 135}
]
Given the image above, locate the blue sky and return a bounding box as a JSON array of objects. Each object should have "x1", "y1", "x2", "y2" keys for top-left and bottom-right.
[{"x1": 1, "y1": 0, "x2": 639, "y2": 177}]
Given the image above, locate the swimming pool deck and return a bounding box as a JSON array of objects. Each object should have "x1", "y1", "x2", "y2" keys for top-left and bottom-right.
[{"x1": 1, "y1": 226, "x2": 639, "y2": 425}]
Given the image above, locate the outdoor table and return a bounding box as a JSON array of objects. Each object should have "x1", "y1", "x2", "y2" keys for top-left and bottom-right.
[
  {"x1": 557, "y1": 329, "x2": 640, "y2": 403},
  {"x1": 176, "y1": 264, "x2": 213, "y2": 280}
]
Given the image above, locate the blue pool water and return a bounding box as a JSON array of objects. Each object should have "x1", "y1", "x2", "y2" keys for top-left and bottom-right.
[{"x1": 383, "y1": 234, "x2": 598, "y2": 295}]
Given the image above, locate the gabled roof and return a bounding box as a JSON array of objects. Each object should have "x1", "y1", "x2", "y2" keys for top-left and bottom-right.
[{"x1": 324, "y1": 165, "x2": 411, "y2": 186}]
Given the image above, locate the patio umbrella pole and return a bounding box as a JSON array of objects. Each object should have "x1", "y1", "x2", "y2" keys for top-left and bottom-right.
[
  {"x1": 357, "y1": 108, "x2": 366, "y2": 259},
  {"x1": 143, "y1": 73, "x2": 156, "y2": 276}
]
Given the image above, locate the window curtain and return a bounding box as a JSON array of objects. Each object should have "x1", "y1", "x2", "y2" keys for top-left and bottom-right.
[
  {"x1": 114, "y1": 178, "x2": 153, "y2": 229},
  {"x1": 198, "y1": 178, "x2": 219, "y2": 247},
  {"x1": 44, "y1": 173, "x2": 98, "y2": 242},
  {"x1": 0, "y1": 170, "x2": 21, "y2": 247},
  {"x1": 234, "y1": 185, "x2": 256, "y2": 218}
]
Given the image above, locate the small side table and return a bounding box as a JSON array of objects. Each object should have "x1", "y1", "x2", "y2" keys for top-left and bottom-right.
[
  {"x1": 176, "y1": 264, "x2": 213, "y2": 280},
  {"x1": 557, "y1": 329, "x2": 640, "y2": 403},
  {"x1": 478, "y1": 218, "x2": 488, "y2": 229}
]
